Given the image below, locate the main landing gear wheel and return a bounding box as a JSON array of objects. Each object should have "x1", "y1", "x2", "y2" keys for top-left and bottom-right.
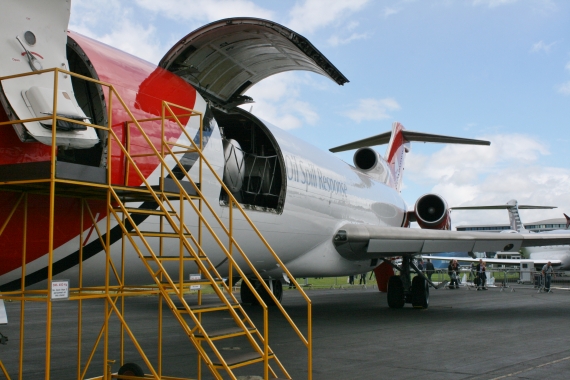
[
  {"x1": 411, "y1": 276, "x2": 429, "y2": 309},
  {"x1": 240, "y1": 279, "x2": 283, "y2": 305},
  {"x1": 118, "y1": 362, "x2": 144, "y2": 377},
  {"x1": 387, "y1": 276, "x2": 405, "y2": 309}
]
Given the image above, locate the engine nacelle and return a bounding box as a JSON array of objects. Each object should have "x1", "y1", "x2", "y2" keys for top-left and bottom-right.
[
  {"x1": 222, "y1": 139, "x2": 245, "y2": 192},
  {"x1": 353, "y1": 147, "x2": 390, "y2": 183},
  {"x1": 414, "y1": 193, "x2": 451, "y2": 230}
]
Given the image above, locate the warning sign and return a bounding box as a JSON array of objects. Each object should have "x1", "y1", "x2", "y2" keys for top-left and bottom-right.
[
  {"x1": 189, "y1": 274, "x2": 201, "y2": 290},
  {"x1": 50, "y1": 280, "x2": 69, "y2": 301}
]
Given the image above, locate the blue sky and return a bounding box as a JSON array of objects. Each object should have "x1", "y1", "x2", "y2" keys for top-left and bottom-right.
[{"x1": 69, "y1": 0, "x2": 570, "y2": 228}]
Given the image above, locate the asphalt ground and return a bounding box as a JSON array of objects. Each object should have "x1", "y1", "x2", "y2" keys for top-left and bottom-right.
[{"x1": 1, "y1": 283, "x2": 570, "y2": 379}]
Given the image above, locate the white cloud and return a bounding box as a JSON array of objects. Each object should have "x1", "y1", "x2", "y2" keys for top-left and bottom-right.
[
  {"x1": 240, "y1": 73, "x2": 320, "y2": 130},
  {"x1": 565, "y1": 62, "x2": 570, "y2": 71},
  {"x1": 557, "y1": 81, "x2": 570, "y2": 95},
  {"x1": 383, "y1": 7, "x2": 401, "y2": 18},
  {"x1": 70, "y1": 0, "x2": 165, "y2": 63},
  {"x1": 345, "y1": 98, "x2": 401, "y2": 122},
  {"x1": 530, "y1": 40, "x2": 556, "y2": 53},
  {"x1": 404, "y1": 133, "x2": 570, "y2": 226},
  {"x1": 327, "y1": 32, "x2": 369, "y2": 47},
  {"x1": 135, "y1": 0, "x2": 274, "y2": 22},
  {"x1": 287, "y1": 0, "x2": 370, "y2": 34},
  {"x1": 472, "y1": 0, "x2": 519, "y2": 8}
]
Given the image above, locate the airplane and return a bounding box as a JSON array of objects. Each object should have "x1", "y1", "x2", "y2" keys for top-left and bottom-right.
[
  {"x1": 427, "y1": 200, "x2": 570, "y2": 270},
  {"x1": 3, "y1": 0, "x2": 570, "y2": 313}
]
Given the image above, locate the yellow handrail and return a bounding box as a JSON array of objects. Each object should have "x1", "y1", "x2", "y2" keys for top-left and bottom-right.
[{"x1": 0, "y1": 66, "x2": 312, "y2": 379}]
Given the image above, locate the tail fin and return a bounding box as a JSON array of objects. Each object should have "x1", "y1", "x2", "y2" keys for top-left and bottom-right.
[
  {"x1": 385, "y1": 122, "x2": 407, "y2": 192},
  {"x1": 506, "y1": 200, "x2": 526, "y2": 232},
  {"x1": 329, "y1": 122, "x2": 490, "y2": 192},
  {"x1": 564, "y1": 213, "x2": 570, "y2": 230}
]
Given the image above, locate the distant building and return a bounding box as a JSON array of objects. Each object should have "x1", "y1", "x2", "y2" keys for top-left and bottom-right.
[{"x1": 456, "y1": 218, "x2": 568, "y2": 233}]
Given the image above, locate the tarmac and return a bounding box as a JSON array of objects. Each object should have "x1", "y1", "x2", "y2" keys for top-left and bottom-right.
[{"x1": 1, "y1": 282, "x2": 570, "y2": 379}]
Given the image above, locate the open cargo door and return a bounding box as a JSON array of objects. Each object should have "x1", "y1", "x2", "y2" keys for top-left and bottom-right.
[{"x1": 159, "y1": 17, "x2": 349, "y2": 109}]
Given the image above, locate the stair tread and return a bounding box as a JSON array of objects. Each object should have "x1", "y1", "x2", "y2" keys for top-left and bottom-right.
[
  {"x1": 114, "y1": 208, "x2": 177, "y2": 215},
  {"x1": 195, "y1": 326, "x2": 256, "y2": 339},
  {"x1": 142, "y1": 255, "x2": 204, "y2": 260},
  {"x1": 212, "y1": 351, "x2": 272, "y2": 367},
  {"x1": 177, "y1": 302, "x2": 239, "y2": 312},
  {"x1": 128, "y1": 231, "x2": 192, "y2": 237},
  {"x1": 160, "y1": 279, "x2": 224, "y2": 285}
]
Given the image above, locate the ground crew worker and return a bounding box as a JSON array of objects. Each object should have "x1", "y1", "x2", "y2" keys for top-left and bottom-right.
[{"x1": 542, "y1": 261, "x2": 554, "y2": 292}]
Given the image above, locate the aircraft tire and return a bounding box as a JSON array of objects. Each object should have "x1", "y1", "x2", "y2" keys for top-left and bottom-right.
[
  {"x1": 118, "y1": 362, "x2": 144, "y2": 377},
  {"x1": 387, "y1": 276, "x2": 405, "y2": 309},
  {"x1": 259, "y1": 279, "x2": 283, "y2": 305},
  {"x1": 240, "y1": 280, "x2": 259, "y2": 305},
  {"x1": 411, "y1": 276, "x2": 429, "y2": 309},
  {"x1": 240, "y1": 279, "x2": 283, "y2": 305}
]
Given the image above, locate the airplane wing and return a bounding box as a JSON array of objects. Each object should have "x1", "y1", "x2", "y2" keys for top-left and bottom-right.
[
  {"x1": 333, "y1": 224, "x2": 570, "y2": 260},
  {"x1": 422, "y1": 255, "x2": 562, "y2": 266}
]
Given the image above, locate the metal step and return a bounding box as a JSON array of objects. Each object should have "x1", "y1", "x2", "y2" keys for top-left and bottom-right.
[
  {"x1": 115, "y1": 207, "x2": 177, "y2": 216},
  {"x1": 211, "y1": 351, "x2": 274, "y2": 368},
  {"x1": 128, "y1": 231, "x2": 192, "y2": 238},
  {"x1": 195, "y1": 326, "x2": 257, "y2": 341},
  {"x1": 178, "y1": 303, "x2": 240, "y2": 313},
  {"x1": 160, "y1": 279, "x2": 225, "y2": 286},
  {"x1": 142, "y1": 255, "x2": 208, "y2": 261}
]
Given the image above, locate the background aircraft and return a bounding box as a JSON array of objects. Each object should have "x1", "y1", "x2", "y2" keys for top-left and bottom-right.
[
  {"x1": 2, "y1": 1, "x2": 570, "y2": 311},
  {"x1": 440, "y1": 200, "x2": 570, "y2": 270}
]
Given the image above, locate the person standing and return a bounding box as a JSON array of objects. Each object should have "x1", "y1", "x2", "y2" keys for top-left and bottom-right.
[
  {"x1": 359, "y1": 273, "x2": 367, "y2": 285},
  {"x1": 425, "y1": 259, "x2": 435, "y2": 281},
  {"x1": 542, "y1": 261, "x2": 555, "y2": 292},
  {"x1": 476, "y1": 259, "x2": 487, "y2": 290},
  {"x1": 448, "y1": 259, "x2": 460, "y2": 289}
]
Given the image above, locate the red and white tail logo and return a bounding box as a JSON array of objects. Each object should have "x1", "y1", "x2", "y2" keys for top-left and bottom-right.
[{"x1": 385, "y1": 122, "x2": 409, "y2": 192}]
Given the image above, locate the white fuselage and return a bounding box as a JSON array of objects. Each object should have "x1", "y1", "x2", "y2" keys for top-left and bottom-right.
[{"x1": 1, "y1": 95, "x2": 407, "y2": 289}]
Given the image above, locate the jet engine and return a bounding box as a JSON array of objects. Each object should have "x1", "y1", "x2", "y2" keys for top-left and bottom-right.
[
  {"x1": 414, "y1": 193, "x2": 451, "y2": 230},
  {"x1": 353, "y1": 147, "x2": 389, "y2": 183},
  {"x1": 222, "y1": 139, "x2": 245, "y2": 193}
]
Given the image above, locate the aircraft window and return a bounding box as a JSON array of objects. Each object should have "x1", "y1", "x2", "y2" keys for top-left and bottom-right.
[{"x1": 24, "y1": 31, "x2": 37, "y2": 46}]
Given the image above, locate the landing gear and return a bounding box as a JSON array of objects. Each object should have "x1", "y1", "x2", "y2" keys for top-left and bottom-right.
[
  {"x1": 387, "y1": 276, "x2": 405, "y2": 308},
  {"x1": 386, "y1": 255, "x2": 430, "y2": 310},
  {"x1": 411, "y1": 276, "x2": 429, "y2": 309},
  {"x1": 239, "y1": 278, "x2": 283, "y2": 305}
]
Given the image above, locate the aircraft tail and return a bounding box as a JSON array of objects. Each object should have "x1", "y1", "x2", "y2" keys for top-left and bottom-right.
[
  {"x1": 506, "y1": 200, "x2": 526, "y2": 232},
  {"x1": 565, "y1": 213, "x2": 570, "y2": 229},
  {"x1": 384, "y1": 123, "x2": 491, "y2": 192},
  {"x1": 329, "y1": 122, "x2": 490, "y2": 192}
]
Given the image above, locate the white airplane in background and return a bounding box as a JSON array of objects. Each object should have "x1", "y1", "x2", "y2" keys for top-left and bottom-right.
[
  {"x1": 4, "y1": 0, "x2": 570, "y2": 312},
  {"x1": 427, "y1": 200, "x2": 570, "y2": 270}
]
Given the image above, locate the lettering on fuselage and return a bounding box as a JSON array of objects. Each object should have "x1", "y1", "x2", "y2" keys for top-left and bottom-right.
[{"x1": 285, "y1": 155, "x2": 347, "y2": 196}]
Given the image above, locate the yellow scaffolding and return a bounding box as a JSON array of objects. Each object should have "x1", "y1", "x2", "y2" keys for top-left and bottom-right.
[{"x1": 0, "y1": 67, "x2": 312, "y2": 379}]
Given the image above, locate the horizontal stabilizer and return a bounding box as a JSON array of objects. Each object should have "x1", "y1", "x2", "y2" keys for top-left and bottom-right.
[
  {"x1": 452, "y1": 205, "x2": 556, "y2": 210},
  {"x1": 330, "y1": 129, "x2": 490, "y2": 153}
]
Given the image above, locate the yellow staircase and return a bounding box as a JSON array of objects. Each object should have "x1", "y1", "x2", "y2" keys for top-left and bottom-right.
[{"x1": 0, "y1": 67, "x2": 312, "y2": 380}]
